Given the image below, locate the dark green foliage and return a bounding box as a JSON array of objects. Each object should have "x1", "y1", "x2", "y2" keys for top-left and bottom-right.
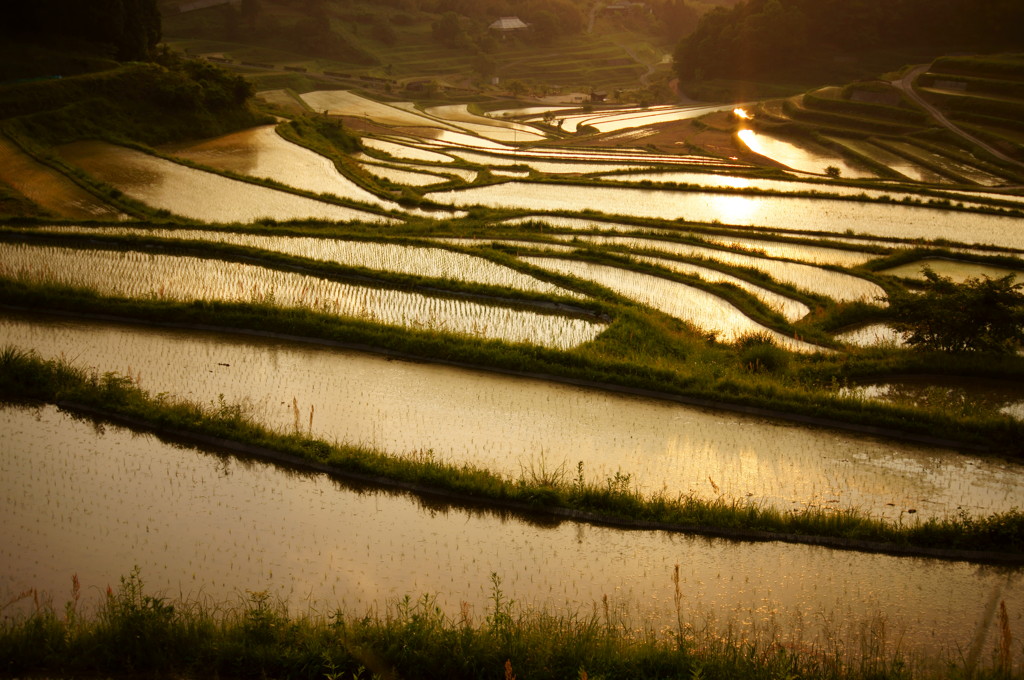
[
  {"x1": 674, "y1": 0, "x2": 1024, "y2": 82},
  {"x1": 0, "y1": 56, "x2": 264, "y2": 145},
  {"x1": 737, "y1": 333, "x2": 790, "y2": 374},
  {"x1": 888, "y1": 268, "x2": 1024, "y2": 353},
  {"x1": 1, "y1": 0, "x2": 161, "y2": 62}
]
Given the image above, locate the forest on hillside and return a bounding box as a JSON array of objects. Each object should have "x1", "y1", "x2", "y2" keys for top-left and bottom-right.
[{"x1": 674, "y1": 0, "x2": 1024, "y2": 81}]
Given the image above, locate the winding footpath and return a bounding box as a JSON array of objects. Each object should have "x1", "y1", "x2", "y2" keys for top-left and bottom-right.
[{"x1": 893, "y1": 64, "x2": 1024, "y2": 171}]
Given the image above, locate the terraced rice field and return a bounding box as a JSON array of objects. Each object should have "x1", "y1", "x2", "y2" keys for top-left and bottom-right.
[
  {"x1": 4, "y1": 402, "x2": 1021, "y2": 667},
  {"x1": 37, "y1": 226, "x2": 582, "y2": 297},
  {"x1": 6, "y1": 95, "x2": 1024, "y2": 671},
  {"x1": 0, "y1": 243, "x2": 603, "y2": 349},
  {"x1": 520, "y1": 256, "x2": 823, "y2": 350},
  {"x1": 553, "y1": 235, "x2": 886, "y2": 303}
]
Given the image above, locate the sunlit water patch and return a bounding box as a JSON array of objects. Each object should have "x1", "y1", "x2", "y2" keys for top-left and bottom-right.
[
  {"x1": 0, "y1": 137, "x2": 125, "y2": 220},
  {"x1": 841, "y1": 375, "x2": 1024, "y2": 421},
  {"x1": 882, "y1": 140, "x2": 1007, "y2": 187},
  {"x1": 4, "y1": 313, "x2": 1021, "y2": 523},
  {"x1": 633, "y1": 255, "x2": 811, "y2": 322},
  {"x1": 835, "y1": 323, "x2": 905, "y2": 348},
  {"x1": 423, "y1": 105, "x2": 547, "y2": 142},
  {"x1": 0, "y1": 244, "x2": 603, "y2": 349},
  {"x1": 821, "y1": 136, "x2": 951, "y2": 184},
  {"x1": 37, "y1": 227, "x2": 582, "y2": 297},
  {"x1": 160, "y1": 126, "x2": 391, "y2": 206},
  {"x1": 689, "y1": 234, "x2": 877, "y2": 267},
  {"x1": 555, "y1": 235, "x2": 886, "y2": 303},
  {"x1": 56, "y1": 141, "x2": 393, "y2": 225},
  {"x1": 358, "y1": 163, "x2": 450, "y2": 187},
  {"x1": 737, "y1": 129, "x2": 875, "y2": 178},
  {"x1": 300, "y1": 91, "x2": 455, "y2": 129},
  {"x1": 360, "y1": 138, "x2": 455, "y2": 163},
  {"x1": 429, "y1": 182, "x2": 1024, "y2": 249},
  {"x1": 4, "y1": 404, "x2": 1022, "y2": 665},
  {"x1": 520, "y1": 256, "x2": 822, "y2": 352},
  {"x1": 878, "y1": 258, "x2": 1021, "y2": 282}
]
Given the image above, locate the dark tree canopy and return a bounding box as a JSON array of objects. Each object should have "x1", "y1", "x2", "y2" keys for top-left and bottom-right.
[
  {"x1": 3, "y1": 0, "x2": 162, "y2": 61},
  {"x1": 888, "y1": 268, "x2": 1024, "y2": 354},
  {"x1": 674, "y1": 0, "x2": 1024, "y2": 81}
]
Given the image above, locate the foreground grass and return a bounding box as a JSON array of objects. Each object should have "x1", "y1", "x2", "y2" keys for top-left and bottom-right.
[
  {"x1": 0, "y1": 566, "x2": 1016, "y2": 680},
  {"x1": 1, "y1": 345, "x2": 1021, "y2": 558}
]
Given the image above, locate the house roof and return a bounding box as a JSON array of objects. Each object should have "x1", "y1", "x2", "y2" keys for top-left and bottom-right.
[{"x1": 489, "y1": 16, "x2": 529, "y2": 31}]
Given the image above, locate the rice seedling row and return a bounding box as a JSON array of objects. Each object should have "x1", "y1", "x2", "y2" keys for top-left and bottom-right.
[{"x1": 0, "y1": 243, "x2": 604, "y2": 349}]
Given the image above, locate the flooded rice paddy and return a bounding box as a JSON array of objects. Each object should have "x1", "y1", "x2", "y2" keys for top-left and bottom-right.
[
  {"x1": 0, "y1": 244, "x2": 603, "y2": 349},
  {"x1": 57, "y1": 141, "x2": 394, "y2": 225},
  {"x1": 4, "y1": 313, "x2": 1021, "y2": 523},
  {"x1": 736, "y1": 129, "x2": 875, "y2": 178},
  {"x1": 160, "y1": 126, "x2": 390, "y2": 207},
  {"x1": 631, "y1": 255, "x2": 811, "y2": 322},
  {"x1": 878, "y1": 258, "x2": 1021, "y2": 282},
  {"x1": 37, "y1": 226, "x2": 581, "y2": 298},
  {"x1": 360, "y1": 138, "x2": 455, "y2": 163},
  {"x1": 2, "y1": 403, "x2": 1022, "y2": 667},
  {"x1": 0, "y1": 137, "x2": 125, "y2": 220},
  {"x1": 554, "y1": 235, "x2": 886, "y2": 303},
  {"x1": 429, "y1": 182, "x2": 1024, "y2": 249},
  {"x1": 842, "y1": 375, "x2": 1024, "y2": 421},
  {"x1": 519, "y1": 257, "x2": 822, "y2": 351}
]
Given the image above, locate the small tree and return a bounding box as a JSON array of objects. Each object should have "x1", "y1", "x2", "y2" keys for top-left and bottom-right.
[{"x1": 887, "y1": 267, "x2": 1024, "y2": 353}]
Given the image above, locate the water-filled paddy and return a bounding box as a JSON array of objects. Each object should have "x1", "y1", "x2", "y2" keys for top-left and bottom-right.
[
  {"x1": 554, "y1": 235, "x2": 886, "y2": 303},
  {"x1": 0, "y1": 138, "x2": 125, "y2": 220},
  {"x1": 4, "y1": 403, "x2": 1021, "y2": 665},
  {"x1": 429, "y1": 182, "x2": 1024, "y2": 248},
  {"x1": 360, "y1": 138, "x2": 455, "y2": 163},
  {"x1": 843, "y1": 375, "x2": 1024, "y2": 420},
  {"x1": 423, "y1": 105, "x2": 547, "y2": 143},
  {"x1": 519, "y1": 257, "x2": 822, "y2": 351},
  {"x1": 632, "y1": 254, "x2": 811, "y2": 322},
  {"x1": 0, "y1": 244, "x2": 603, "y2": 349},
  {"x1": 737, "y1": 129, "x2": 875, "y2": 178},
  {"x1": 37, "y1": 226, "x2": 580, "y2": 297},
  {"x1": 160, "y1": 126, "x2": 391, "y2": 206},
  {"x1": 878, "y1": 258, "x2": 1021, "y2": 282},
  {"x1": 5, "y1": 313, "x2": 1021, "y2": 522},
  {"x1": 821, "y1": 136, "x2": 951, "y2": 184},
  {"x1": 56, "y1": 141, "x2": 394, "y2": 225}
]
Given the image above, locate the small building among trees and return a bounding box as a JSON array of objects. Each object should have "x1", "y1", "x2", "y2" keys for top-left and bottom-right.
[{"x1": 488, "y1": 17, "x2": 529, "y2": 33}]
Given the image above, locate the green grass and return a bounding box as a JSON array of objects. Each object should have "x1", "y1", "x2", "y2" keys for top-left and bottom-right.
[{"x1": 6, "y1": 565, "x2": 1015, "y2": 680}]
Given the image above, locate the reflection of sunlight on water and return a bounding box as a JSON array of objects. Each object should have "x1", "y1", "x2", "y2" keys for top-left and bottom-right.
[
  {"x1": 707, "y1": 193, "x2": 763, "y2": 224},
  {"x1": 737, "y1": 129, "x2": 874, "y2": 179}
]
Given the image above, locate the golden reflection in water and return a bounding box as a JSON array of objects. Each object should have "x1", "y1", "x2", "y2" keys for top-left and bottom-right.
[
  {"x1": 1, "y1": 404, "x2": 1022, "y2": 667},
  {"x1": 3, "y1": 313, "x2": 1022, "y2": 523},
  {"x1": 704, "y1": 192, "x2": 764, "y2": 226}
]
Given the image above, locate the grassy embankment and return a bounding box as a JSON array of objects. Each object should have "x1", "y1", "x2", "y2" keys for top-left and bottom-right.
[
  {"x1": 12, "y1": 562, "x2": 1020, "y2": 680},
  {"x1": 2, "y1": 564, "x2": 1019, "y2": 680}
]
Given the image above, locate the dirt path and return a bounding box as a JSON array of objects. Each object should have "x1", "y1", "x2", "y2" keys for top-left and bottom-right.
[{"x1": 893, "y1": 64, "x2": 1024, "y2": 170}]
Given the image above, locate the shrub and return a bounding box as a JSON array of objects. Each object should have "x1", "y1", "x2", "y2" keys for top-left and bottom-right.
[{"x1": 887, "y1": 268, "x2": 1024, "y2": 353}]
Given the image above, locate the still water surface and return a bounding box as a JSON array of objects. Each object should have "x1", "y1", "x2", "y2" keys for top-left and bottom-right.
[
  {"x1": 3, "y1": 313, "x2": 1021, "y2": 522},
  {"x1": 57, "y1": 141, "x2": 393, "y2": 225},
  {"x1": 431, "y1": 183, "x2": 1024, "y2": 249},
  {"x1": 1, "y1": 404, "x2": 1021, "y2": 666}
]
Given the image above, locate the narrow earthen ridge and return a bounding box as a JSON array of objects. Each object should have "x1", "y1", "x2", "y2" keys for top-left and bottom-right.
[{"x1": 53, "y1": 399, "x2": 1024, "y2": 565}]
